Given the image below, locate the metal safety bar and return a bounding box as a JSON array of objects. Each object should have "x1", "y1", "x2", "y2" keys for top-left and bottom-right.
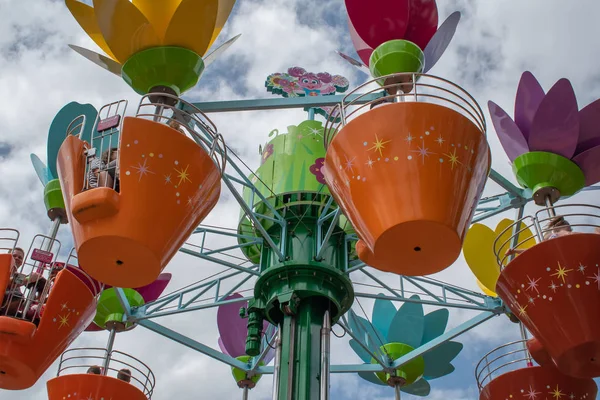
[
  {"x1": 323, "y1": 73, "x2": 486, "y2": 149},
  {"x1": 65, "y1": 114, "x2": 87, "y2": 139},
  {"x1": 474, "y1": 339, "x2": 533, "y2": 391},
  {"x1": 57, "y1": 347, "x2": 156, "y2": 398},
  {"x1": 135, "y1": 93, "x2": 227, "y2": 174},
  {"x1": 0, "y1": 228, "x2": 19, "y2": 253},
  {"x1": 80, "y1": 99, "x2": 128, "y2": 192},
  {"x1": 493, "y1": 204, "x2": 600, "y2": 268},
  {"x1": 2, "y1": 234, "x2": 62, "y2": 323}
]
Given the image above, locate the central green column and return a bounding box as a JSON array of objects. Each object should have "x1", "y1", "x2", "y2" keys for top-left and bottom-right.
[
  {"x1": 238, "y1": 120, "x2": 355, "y2": 400},
  {"x1": 279, "y1": 300, "x2": 328, "y2": 399}
]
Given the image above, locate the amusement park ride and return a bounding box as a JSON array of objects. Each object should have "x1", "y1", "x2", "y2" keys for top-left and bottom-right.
[{"x1": 2, "y1": 0, "x2": 600, "y2": 399}]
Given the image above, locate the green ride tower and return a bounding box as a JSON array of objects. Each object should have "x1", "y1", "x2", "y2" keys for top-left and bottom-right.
[{"x1": 237, "y1": 67, "x2": 354, "y2": 399}]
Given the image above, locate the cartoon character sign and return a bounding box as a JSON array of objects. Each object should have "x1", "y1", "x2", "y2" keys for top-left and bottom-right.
[{"x1": 266, "y1": 67, "x2": 349, "y2": 98}]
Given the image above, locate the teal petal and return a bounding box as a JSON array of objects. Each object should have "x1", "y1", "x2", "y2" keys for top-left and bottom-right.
[
  {"x1": 30, "y1": 154, "x2": 51, "y2": 186},
  {"x1": 387, "y1": 296, "x2": 424, "y2": 348},
  {"x1": 422, "y1": 341, "x2": 463, "y2": 379},
  {"x1": 424, "y1": 363, "x2": 455, "y2": 380},
  {"x1": 349, "y1": 339, "x2": 372, "y2": 363},
  {"x1": 372, "y1": 295, "x2": 396, "y2": 340},
  {"x1": 401, "y1": 378, "x2": 431, "y2": 396},
  {"x1": 421, "y1": 309, "x2": 449, "y2": 344},
  {"x1": 47, "y1": 102, "x2": 97, "y2": 179},
  {"x1": 347, "y1": 310, "x2": 386, "y2": 354},
  {"x1": 357, "y1": 370, "x2": 386, "y2": 386}
]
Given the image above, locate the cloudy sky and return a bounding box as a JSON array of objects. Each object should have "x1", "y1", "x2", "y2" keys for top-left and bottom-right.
[{"x1": 1, "y1": 0, "x2": 600, "y2": 399}]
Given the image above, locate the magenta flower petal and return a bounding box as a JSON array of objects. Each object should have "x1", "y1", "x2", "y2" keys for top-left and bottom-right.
[
  {"x1": 85, "y1": 322, "x2": 104, "y2": 332},
  {"x1": 514, "y1": 71, "x2": 545, "y2": 140},
  {"x1": 135, "y1": 273, "x2": 171, "y2": 303},
  {"x1": 404, "y1": 0, "x2": 438, "y2": 50},
  {"x1": 422, "y1": 11, "x2": 460, "y2": 73},
  {"x1": 572, "y1": 145, "x2": 600, "y2": 186},
  {"x1": 575, "y1": 99, "x2": 600, "y2": 154},
  {"x1": 217, "y1": 293, "x2": 248, "y2": 358},
  {"x1": 529, "y1": 78, "x2": 579, "y2": 158},
  {"x1": 348, "y1": 18, "x2": 373, "y2": 65},
  {"x1": 488, "y1": 101, "x2": 529, "y2": 161},
  {"x1": 345, "y1": 0, "x2": 410, "y2": 49}
]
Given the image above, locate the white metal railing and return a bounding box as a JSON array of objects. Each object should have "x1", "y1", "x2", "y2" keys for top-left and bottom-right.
[
  {"x1": 324, "y1": 72, "x2": 486, "y2": 149},
  {"x1": 2, "y1": 234, "x2": 61, "y2": 323},
  {"x1": 65, "y1": 114, "x2": 87, "y2": 139},
  {"x1": 475, "y1": 339, "x2": 534, "y2": 390},
  {"x1": 57, "y1": 347, "x2": 156, "y2": 398},
  {"x1": 135, "y1": 93, "x2": 227, "y2": 174},
  {"x1": 493, "y1": 204, "x2": 600, "y2": 268},
  {"x1": 0, "y1": 228, "x2": 19, "y2": 254}
]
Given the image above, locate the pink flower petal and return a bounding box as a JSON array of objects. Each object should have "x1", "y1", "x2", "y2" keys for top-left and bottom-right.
[
  {"x1": 404, "y1": 0, "x2": 438, "y2": 50},
  {"x1": 345, "y1": 0, "x2": 410, "y2": 49}
]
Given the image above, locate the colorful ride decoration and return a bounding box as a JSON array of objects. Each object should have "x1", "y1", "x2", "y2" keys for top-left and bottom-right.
[
  {"x1": 489, "y1": 71, "x2": 600, "y2": 205},
  {"x1": 348, "y1": 295, "x2": 462, "y2": 396},
  {"x1": 31, "y1": 102, "x2": 97, "y2": 223},
  {"x1": 339, "y1": 0, "x2": 461, "y2": 86},
  {"x1": 323, "y1": 75, "x2": 490, "y2": 275},
  {"x1": 237, "y1": 119, "x2": 336, "y2": 262},
  {"x1": 65, "y1": 0, "x2": 239, "y2": 96},
  {"x1": 494, "y1": 204, "x2": 600, "y2": 378},
  {"x1": 265, "y1": 66, "x2": 350, "y2": 123},
  {"x1": 89, "y1": 273, "x2": 171, "y2": 332},
  {"x1": 463, "y1": 219, "x2": 535, "y2": 297},
  {"x1": 47, "y1": 347, "x2": 155, "y2": 400},
  {"x1": 57, "y1": 96, "x2": 224, "y2": 288},
  {"x1": 0, "y1": 241, "x2": 97, "y2": 390},
  {"x1": 476, "y1": 340, "x2": 597, "y2": 400},
  {"x1": 217, "y1": 293, "x2": 275, "y2": 389}
]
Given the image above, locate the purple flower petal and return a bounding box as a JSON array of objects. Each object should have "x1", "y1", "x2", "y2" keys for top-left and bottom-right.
[
  {"x1": 135, "y1": 273, "x2": 171, "y2": 303},
  {"x1": 572, "y1": 145, "x2": 600, "y2": 186},
  {"x1": 488, "y1": 101, "x2": 529, "y2": 162},
  {"x1": 218, "y1": 337, "x2": 229, "y2": 355},
  {"x1": 345, "y1": 0, "x2": 410, "y2": 49},
  {"x1": 217, "y1": 293, "x2": 248, "y2": 358},
  {"x1": 514, "y1": 71, "x2": 545, "y2": 140},
  {"x1": 576, "y1": 99, "x2": 600, "y2": 155},
  {"x1": 423, "y1": 11, "x2": 460, "y2": 73},
  {"x1": 529, "y1": 78, "x2": 579, "y2": 158},
  {"x1": 404, "y1": 0, "x2": 438, "y2": 50}
]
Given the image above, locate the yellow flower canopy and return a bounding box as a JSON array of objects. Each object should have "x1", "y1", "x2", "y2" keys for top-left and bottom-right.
[
  {"x1": 66, "y1": 0, "x2": 236, "y2": 64},
  {"x1": 462, "y1": 219, "x2": 535, "y2": 297}
]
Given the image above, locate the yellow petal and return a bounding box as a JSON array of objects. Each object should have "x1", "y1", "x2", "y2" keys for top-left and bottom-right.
[
  {"x1": 494, "y1": 218, "x2": 536, "y2": 256},
  {"x1": 65, "y1": 0, "x2": 117, "y2": 61},
  {"x1": 132, "y1": 0, "x2": 182, "y2": 39},
  {"x1": 165, "y1": 0, "x2": 219, "y2": 56},
  {"x1": 93, "y1": 0, "x2": 161, "y2": 62},
  {"x1": 463, "y1": 223, "x2": 500, "y2": 294},
  {"x1": 476, "y1": 278, "x2": 497, "y2": 297},
  {"x1": 208, "y1": 0, "x2": 237, "y2": 49},
  {"x1": 69, "y1": 45, "x2": 122, "y2": 76}
]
